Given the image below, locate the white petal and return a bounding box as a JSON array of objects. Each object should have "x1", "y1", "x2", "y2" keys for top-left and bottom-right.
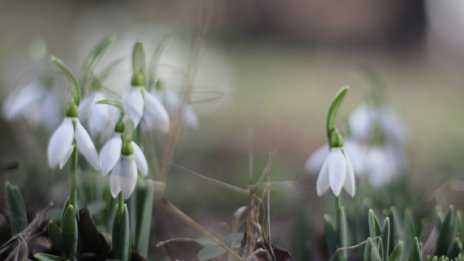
[
  {"x1": 60, "y1": 145, "x2": 75, "y2": 169},
  {"x1": 110, "y1": 156, "x2": 137, "y2": 199},
  {"x1": 342, "y1": 152, "x2": 356, "y2": 197},
  {"x1": 123, "y1": 88, "x2": 144, "y2": 127},
  {"x1": 344, "y1": 140, "x2": 367, "y2": 175},
  {"x1": 316, "y1": 157, "x2": 330, "y2": 196},
  {"x1": 99, "y1": 135, "x2": 122, "y2": 175},
  {"x1": 143, "y1": 91, "x2": 170, "y2": 132},
  {"x1": 328, "y1": 148, "x2": 347, "y2": 196},
  {"x1": 3, "y1": 82, "x2": 43, "y2": 120},
  {"x1": 47, "y1": 118, "x2": 74, "y2": 168},
  {"x1": 349, "y1": 104, "x2": 376, "y2": 140},
  {"x1": 41, "y1": 93, "x2": 61, "y2": 130},
  {"x1": 75, "y1": 120, "x2": 100, "y2": 170},
  {"x1": 131, "y1": 141, "x2": 148, "y2": 176},
  {"x1": 110, "y1": 161, "x2": 122, "y2": 198},
  {"x1": 304, "y1": 144, "x2": 329, "y2": 174}
]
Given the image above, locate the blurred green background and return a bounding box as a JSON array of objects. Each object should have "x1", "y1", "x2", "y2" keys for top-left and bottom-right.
[{"x1": 1, "y1": 0, "x2": 464, "y2": 251}]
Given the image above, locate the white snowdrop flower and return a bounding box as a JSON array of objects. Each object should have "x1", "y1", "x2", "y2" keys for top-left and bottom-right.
[
  {"x1": 79, "y1": 91, "x2": 118, "y2": 138},
  {"x1": 123, "y1": 87, "x2": 170, "y2": 132},
  {"x1": 364, "y1": 146, "x2": 403, "y2": 187},
  {"x1": 3, "y1": 81, "x2": 61, "y2": 129},
  {"x1": 47, "y1": 103, "x2": 100, "y2": 170},
  {"x1": 154, "y1": 90, "x2": 199, "y2": 129},
  {"x1": 349, "y1": 104, "x2": 407, "y2": 144},
  {"x1": 99, "y1": 135, "x2": 148, "y2": 199},
  {"x1": 305, "y1": 139, "x2": 366, "y2": 175},
  {"x1": 316, "y1": 147, "x2": 356, "y2": 197}
]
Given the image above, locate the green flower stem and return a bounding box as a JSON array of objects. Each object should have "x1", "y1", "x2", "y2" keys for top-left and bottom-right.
[
  {"x1": 118, "y1": 192, "x2": 125, "y2": 214},
  {"x1": 70, "y1": 146, "x2": 79, "y2": 207},
  {"x1": 326, "y1": 86, "x2": 349, "y2": 148},
  {"x1": 51, "y1": 56, "x2": 81, "y2": 104}
]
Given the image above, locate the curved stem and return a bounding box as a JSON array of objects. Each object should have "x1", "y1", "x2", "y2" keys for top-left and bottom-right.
[
  {"x1": 326, "y1": 86, "x2": 349, "y2": 142},
  {"x1": 70, "y1": 146, "x2": 79, "y2": 207},
  {"x1": 51, "y1": 56, "x2": 81, "y2": 104}
]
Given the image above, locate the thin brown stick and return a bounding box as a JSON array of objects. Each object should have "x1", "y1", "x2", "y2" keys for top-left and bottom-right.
[{"x1": 163, "y1": 200, "x2": 245, "y2": 261}]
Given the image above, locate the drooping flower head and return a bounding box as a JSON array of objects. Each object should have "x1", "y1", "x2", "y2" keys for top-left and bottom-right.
[
  {"x1": 123, "y1": 41, "x2": 170, "y2": 132},
  {"x1": 47, "y1": 56, "x2": 100, "y2": 170},
  {"x1": 313, "y1": 86, "x2": 356, "y2": 197},
  {"x1": 3, "y1": 74, "x2": 62, "y2": 130},
  {"x1": 48, "y1": 100, "x2": 99, "y2": 170},
  {"x1": 97, "y1": 99, "x2": 148, "y2": 199}
]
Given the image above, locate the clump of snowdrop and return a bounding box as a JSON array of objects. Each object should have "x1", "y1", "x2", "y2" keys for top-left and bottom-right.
[{"x1": 314, "y1": 86, "x2": 356, "y2": 197}]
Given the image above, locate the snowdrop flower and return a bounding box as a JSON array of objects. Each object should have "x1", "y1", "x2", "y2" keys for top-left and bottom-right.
[
  {"x1": 311, "y1": 86, "x2": 356, "y2": 197},
  {"x1": 316, "y1": 147, "x2": 355, "y2": 197},
  {"x1": 349, "y1": 104, "x2": 407, "y2": 144},
  {"x1": 79, "y1": 91, "x2": 118, "y2": 138},
  {"x1": 47, "y1": 102, "x2": 100, "y2": 170},
  {"x1": 154, "y1": 90, "x2": 199, "y2": 129},
  {"x1": 100, "y1": 133, "x2": 148, "y2": 199},
  {"x1": 363, "y1": 146, "x2": 404, "y2": 187},
  {"x1": 3, "y1": 81, "x2": 61, "y2": 129},
  {"x1": 123, "y1": 87, "x2": 170, "y2": 132},
  {"x1": 305, "y1": 139, "x2": 366, "y2": 175}
]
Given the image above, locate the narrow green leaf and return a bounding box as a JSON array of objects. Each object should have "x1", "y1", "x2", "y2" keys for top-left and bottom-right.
[
  {"x1": 447, "y1": 237, "x2": 462, "y2": 259},
  {"x1": 389, "y1": 241, "x2": 404, "y2": 261},
  {"x1": 382, "y1": 217, "x2": 391, "y2": 259},
  {"x1": 368, "y1": 209, "x2": 382, "y2": 238},
  {"x1": 83, "y1": 36, "x2": 115, "y2": 82},
  {"x1": 61, "y1": 204, "x2": 78, "y2": 260},
  {"x1": 377, "y1": 237, "x2": 384, "y2": 260},
  {"x1": 369, "y1": 238, "x2": 382, "y2": 261},
  {"x1": 323, "y1": 214, "x2": 338, "y2": 257},
  {"x1": 456, "y1": 210, "x2": 464, "y2": 238},
  {"x1": 135, "y1": 179, "x2": 155, "y2": 257},
  {"x1": 34, "y1": 253, "x2": 66, "y2": 261},
  {"x1": 112, "y1": 203, "x2": 131, "y2": 261},
  {"x1": 435, "y1": 205, "x2": 454, "y2": 256},
  {"x1": 291, "y1": 211, "x2": 311, "y2": 261},
  {"x1": 47, "y1": 220, "x2": 63, "y2": 252},
  {"x1": 389, "y1": 207, "x2": 402, "y2": 252},
  {"x1": 148, "y1": 35, "x2": 171, "y2": 89},
  {"x1": 5, "y1": 182, "x2": 27, "y2": 234},
  {"x1": 409, "y1": 237, "x2": 422, "y2": 261}
]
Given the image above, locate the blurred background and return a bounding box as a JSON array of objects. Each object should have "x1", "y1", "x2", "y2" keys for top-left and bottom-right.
[{"x1": 1, "y1": 0, "x2": 464, "y2": 256}]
